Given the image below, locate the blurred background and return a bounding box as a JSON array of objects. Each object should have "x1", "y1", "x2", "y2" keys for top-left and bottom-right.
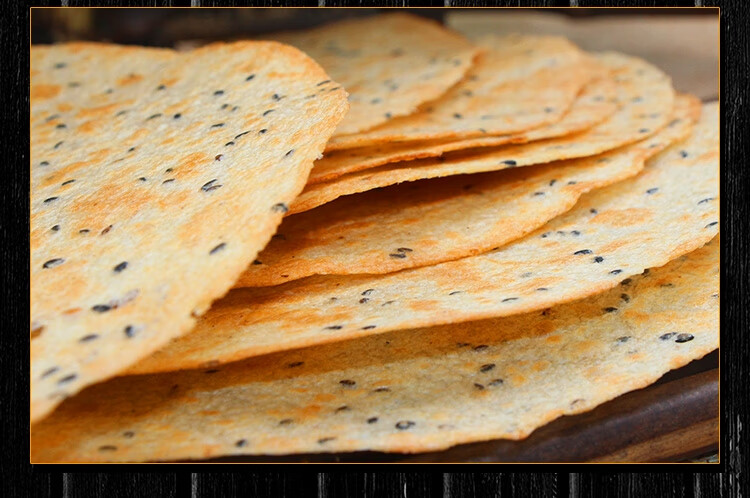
[{"x1": 31, "y1": 8, "x2": 718, "y2": 100}]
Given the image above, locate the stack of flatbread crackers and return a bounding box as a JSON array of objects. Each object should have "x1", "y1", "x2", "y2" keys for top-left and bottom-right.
[{"x1": 30, "y1": 13, "x2": 718, "y2": 462}]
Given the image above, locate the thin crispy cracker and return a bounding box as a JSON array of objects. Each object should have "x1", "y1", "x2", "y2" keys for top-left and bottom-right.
[
  {"x1": 30, "y1": 42, "x2": 348, "y2": 423},
  {"x1": 291, "y1": 52, "x2": 675, "y2": 214},
  {"x1": 271, "y1": 13, "x2": 478, "y2": 136},
  {"x1": 131, "y1": 102, "x2": 717, "y2": 374},
  {"x1": 309, "y1": 72, "x2": 617, "y2": 185},
  {"x1": 326, "y1": 33, "x2": 591, "y2": 149},
  {"x1": 31, "y1": 238, "x2": 718, "y2": 462},
  {"x1": 235, "y1": 95, "x2": 699, "y2": 287}
]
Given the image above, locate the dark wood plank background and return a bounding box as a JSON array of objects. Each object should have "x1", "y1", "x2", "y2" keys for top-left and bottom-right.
[{"x1": 12, "y1": 0, "x2": 747, "y2": 495}]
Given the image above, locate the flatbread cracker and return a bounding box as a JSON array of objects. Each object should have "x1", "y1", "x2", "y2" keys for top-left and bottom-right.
[
  {"x1": 291, "y1": 52, "x2": 675, "y2": 214},
  {"x1": 31, "y1": 238, "x2": 718, "y2": 462},
  {"x1": 309, "y1": 73, "x2": 617, "y2": 185},
  {"x1": 326, "y1": 33, "x2": 591, "y2": 149},
  {"x1": 131, "y1": 102, "x2": 717, "y2": 374},
  {"x1": 30, "y1": 42, "x2": 348, "y2": 423},
  {"x1": 235, "y1": 95, "x2": 699, "y2": 287},
  {"x1": 271, "y1": 13, "x2": 478, "y2": 136}
]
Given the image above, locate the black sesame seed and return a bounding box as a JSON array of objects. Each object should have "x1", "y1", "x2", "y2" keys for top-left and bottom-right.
[
  {"x1": 474, "y1": 383, "x2": 485, "y2": 390},
  {"x1": 98, "y1": 445, "x2": 117, "y2": 452},
  {"x1": 42, "y1": 258, "x2": 64, "y2": 269},
  {"x1": 234, "y1": 131, "x2": 250, "y2": 140},
  {"x1": 593, "y1": 256, "x2": 604, "y2": 263},
  {"x1": 574, "y1": 249, "x2": 592, "y2": 255},
  {"x1": 697, "y1": 197, "x2": 715, "y2": 204},
  {"x1": 79, "y1": 334, "x2": 99, "y2": 343},
  {"x1": 389, "y1": 253, "x2": 406, "y2": 259},
  {"x1": 359, "y1": 298, "x2": 369, "y2": 304},
  {"x1": 210, "y1": 123, "x2": 224, "y2": 129},
  {"x1": 590, "y1": 209, "x2": 598, "y2": 214},
  {"x1": 252, "y1": 259, "x2": 262, "y2": 265},
  {"x1": 533, "y1": 192, "x2": 545, "y2": 196},
  {"x1": 235, "y1": 439, "x2": 247, "y2": 447},
  {"x1": 616, "y1": 336, "x2": 631, "y2": 343},
  {"x1": 225, "y1": 141, "x2": 235, "y2": 147},
  {"x1": 101, "y1": 225, "x2": 111, "y2": 236},
  {"x1": 502, "y1": 160, "x2": 517, "y2": 166},
  {"x1": 138, "y1": 177, "x2": 147, "y2": 182},
  {"x1": 201, "y1": 179, "x2": 222, "y2": 192},
  {"x1": 54, "y1": 63, "x2": 67, "y2": 69},
  {"x1": 43, "y1": 197, "x2": 59, "y2": 204},
  {"x1": 246, "y1": 74, "x2": 255, "y2": 81},
  {"x1": 285, "y1": 150, "x2": 294, "y2": 157},
  {"x1": 502, "y1": 297, "x2": 518, "y2": 303},
  {"x1": 146, "y1": 114, "x2": 161, "y2": 120},
  {"x1": 335, "y1": 405, "x2": 350, "y2": 413},
  {"x1": 79, "y1": 229, "x2": 90, "y2": 234},
  {"x1": 116, "y1": 111, "x2": 127, "y2": 117},
  {"x1": 318, "y1": 437, "x2": 336, "y2": 444},
  {"x1": 112, "y1": 262, "x2": 128, "y2": 273},
  {"x1": 162, "y1": 179, "x2": 174, "y2": 185},
  {"x1": 567, "y1": 181, "x2": 577, "y2": 185},
  {"x1": 610, "y1": 269, "x2": 623, "y2": 275},
  {"x1": 705, "y1": 221, "x2": 718, "y2": 228},
  {"x1": 395, "y1": 421, "x2": 415, "y2": 430},
  {"x1": 385, "y1": 112, "x2": 392, "y2": 119},
  {"x1": 639, "y1": 128, "x2": 650, "y2": 133},
  {"x1": 123, "y1": 431, "x2": 135, "y2": 438},
  {"x1": 213, "y1": 90, "x2": 225, "y2": 96},
  {"x1": 480, "y1": 363, "x2": 495, "y2": 373},
  {"x1": 317, "y1": 80, "x2": 331, "y2": 86},
  {"x1": 209, "y1": 243, "x2": 226, "y2": 255},
  {"x1": 50, "y1": 225, "x2": 60, "y2": 232},
  {"x1": 325, "y1": 325, "x2": 343, "y2": 330},
  {"x1": 646, "y1": 188, "x2": 659, "y2": 194},
  {"x1": 205, "y1": 369, "x2": 220, "y2": 374},
  {"x1": 124, "y1": 325, "x2": 136, "y2": 338},
  {"x1": 361, "y1": 324, "x2": 377, "y2": 331},
  {"x1": 92, "y1": 304, "x2": 111, "y2": 313},
  {"x1": 262, "y1": 110, "x2": 274, "y2": 116},
  {"x1": 367, "y1": 417, "x2": 379, "y2": 424},
  {"x1": 39, "y1": 161, "x2": 49, "y2": 167},
  {"x1": 474, "y1": 345, "x2": 489, "y2": 351},
  {"x1": 660, "y1": 332, "x2": 677, "y2": 340},
  {"x1": 41, "y1": 367, "x2": 59, "y2": 379},
  {"x1": 536, "y1": 287, "x2": 548, "y2": 292},
  {"x1": 449, "y1": 291, "x2": 462, "y2": 296},
  {"x1": 279, "y1": 419, "x2": 293, "y2": 425},
  {"x1": 453, "y1": 113, "x2": 463, "y2": 119},
  {"x1": 680, "y1": 150, "x2": 689, "y2": 158},
  {"x1": 173, "y1": 113, "x2": 181, "y2": 119},
  {"x1": 272, "y1": 203, "x2": 289, "y2": 213},
  {"x1": 621, "y1": 278, "x2": 632, "y2": 285},
  {"x1": 259, "y1": 129, "x2": 268, "y2": 134},
  {"x1": 56, "y1": 123, "x2": 67, "y2": 129},
  {"x1": 675, "y1": 333, "x2": 695, "y2": 343},
  {"x1": 58, "y1": 374, "x2": 77, "y2": 385},
  {"x1": 165, "y1": 168, "x2": 173, "y2": 173},
  {"x1": 339, "y1": 379, "x2": 356, "y2": 386},
  {"x1": 603, "y1": 307, "x2": 618, "y2": 313},
  {"x1": 488, "y1": 379, "x2": 504, "y2": 387}
]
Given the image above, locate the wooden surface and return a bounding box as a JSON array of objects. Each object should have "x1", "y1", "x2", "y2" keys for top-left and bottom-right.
[{"x1": 10, "y1": 0, "x2": 747, "y2": 496}]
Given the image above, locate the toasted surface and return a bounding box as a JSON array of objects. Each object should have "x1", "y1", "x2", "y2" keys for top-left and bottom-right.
[
  {"x1": 325, "y1": 34, "x2": 591, "y2": 149},
  {"x1": 131, "y1": 102, "x2": 717, "y2": 374},
  {"x1": 309, "y1": 72, "x2": 617, "y2": 185},
  {"x1": 234, "y1": 95, "x2": 700, "y2": 287},
  {"x1": 291, "y1": 52, "x2": 675, "y2": 214},
  {"x1": 31, "y1": 238, "x2": 718, "y2": 462},
  {"x1": 271, "y1": 13, "x2": 478, "y2": 136},
  {"x1": 30, "y1": 41, "x2": 348, "y2": 423}
]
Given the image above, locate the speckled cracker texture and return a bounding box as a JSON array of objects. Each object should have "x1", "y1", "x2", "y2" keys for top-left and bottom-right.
[
  {"x1": 308, "y1": 71, "x2": 617, "y2": 185},
  {"x1": 130, "y1": 102, "x2": 717, "y2": 375},
  {"x1": 290, "y1": 52, "x2": 675, "y2": 214},
  {"x1": 30, "y1": 41, "x2": 348, "y2": 423},
  {"x1": 234, "y1": 95, "x2": 699, "y2": 287},
  {"x1": 325, "y1": 33, "x2": 592, "y2": 150},
  {"x1": 30, "y1": 237, "x2": 718, "y2": 462},
  {"x1": 271, "y1": 13, "x2": 479, "y2": 136}
]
